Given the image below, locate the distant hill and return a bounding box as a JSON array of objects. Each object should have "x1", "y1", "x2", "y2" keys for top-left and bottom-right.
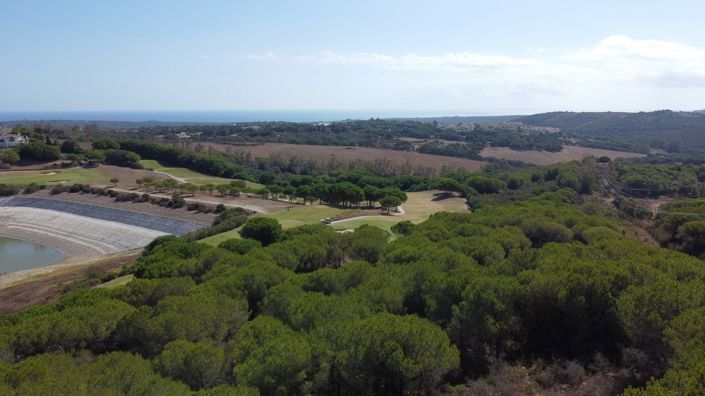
[
  {"x1": 389, "y1": 115, "x2": 521, "y2": 125},
  {"x1": 517, "y1": 110, "x2": 705, "y2": 153}
]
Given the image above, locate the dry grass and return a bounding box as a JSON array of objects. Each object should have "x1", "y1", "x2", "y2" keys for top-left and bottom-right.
[
  {"x1": 0, "y1": 250, "x2": 140, "y2": 314},
  {"x1": 331, "y1": 190, "x2": 468, "y2": 232},
  {"x1": 207, "y1": 142, "x2": 485, "y2": 173},
  {"x1": 480, "y1": 145, "x2": 644, "y2": 166}
]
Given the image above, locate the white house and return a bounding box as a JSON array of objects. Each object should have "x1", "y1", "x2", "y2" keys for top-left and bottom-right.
[{"x1": 0, "y1": 127, "x2": 28, "y2": 149}]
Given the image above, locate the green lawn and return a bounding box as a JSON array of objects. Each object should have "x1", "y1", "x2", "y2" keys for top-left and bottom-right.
[
  {"x1": 268, "y1": 205, "x2": 349, "y2": 229},
  {"x1": 201, "y1": 192, "x2": 469, "y2": 246},
  {"x1": 140, "y1": 159, "x2": 261, "y2": 188},
  {"x1": 95, "y1": 274, "x2": 135, "y2": 289},
  {"x1": 331, "y1": 217, "x2": 398, "y2": 233},
  {"x1": 0, "y1": 168, "x2": 114, "y2": 185},
  {"x1": 200, "y1": 205, "x2": 348, "y2": 246},
  {"x1": 199, "y1": 226, "x2": 244, "y2": 246}
]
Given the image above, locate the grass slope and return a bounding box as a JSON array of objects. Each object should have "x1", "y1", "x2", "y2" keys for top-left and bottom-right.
[
  {"x1": 0, "y1": 168, "x2": 115, "y2": 185},
  {"x1": 200, "y1": 191, "x2": 469, "y2": 246},
  {"x1": 140, "y1": 160, "x2": 261, "y2": 187}
]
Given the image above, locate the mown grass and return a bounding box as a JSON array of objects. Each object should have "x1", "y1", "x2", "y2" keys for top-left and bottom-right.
[
  {"x1": 139, "y1": 159, "x2": 261, "y2": 188},
  {"x1": 199, "y1": 226, "x2": 244, "y2": 246},
  {"x1": 200, "y1": 191, "x2": 470, "y2": 245},
  {"x1": 0, "y1": 168, "x2": 115, "y2": 185},
  {"x1": 95, "y1": 274, "x2": 135, "y2": 289},
  {"x1": 200, "y1": 205, "x2": 348, "y2": 246}
]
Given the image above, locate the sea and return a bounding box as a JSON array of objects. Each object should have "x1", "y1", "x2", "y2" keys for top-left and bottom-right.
[{"x1": 0, "y1": 110, "x2": 449, "y2": 124}]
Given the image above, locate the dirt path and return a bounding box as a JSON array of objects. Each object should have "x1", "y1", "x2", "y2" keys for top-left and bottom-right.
[
  {"x1": 109, "y1": 187, "x2": 293, "y2": 214},
  {"x1": 330, "y1": 206, "x2": 405, "y2": 224},
  {"x1": 153, "y1": 170, "x2": 187, "y2": 183}
]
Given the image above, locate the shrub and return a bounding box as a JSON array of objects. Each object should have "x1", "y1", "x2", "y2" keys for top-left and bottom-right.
[
  {"x1": 0, "y1": 184, "x2": 20, "y2": 196},
  {"x1": 240, "y1": 217, "x2": 283, "y2": 246}
]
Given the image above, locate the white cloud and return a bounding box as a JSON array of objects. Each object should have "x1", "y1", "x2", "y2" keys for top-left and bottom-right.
[
  {"x1": 563, "y1": 35, "x2": 705, "y2": 87},
  {"x1": 242, "y1": 52, "x2": 277, "y2": 61},
  {"x1": 308, "y1": 50, "x2": 540, "y2": 71},
  {"x1": 292, "y1": 36, "x2": 705, "y2": 110},
  {"x1": 297, "y1": 36, "x2": 705, "y2": 82}
]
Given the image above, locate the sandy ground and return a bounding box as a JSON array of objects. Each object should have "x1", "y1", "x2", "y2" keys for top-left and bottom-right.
[
  {"x1": 0, "y1": 206, "x2": 165, "y2": 260},
  {"x1": 95, "y1": 165, "x2": 171, "y2": 188},
  {"x1": 109, "y1": 187, "x2": 293, "y2": 213},
  {"x1": 206, "y1": 142, "x2": 486, "y2": 173},
  {"x1": 0, "y1": 250, "x2": 140, "y2": 313},
  {"x1": 330, "y1": 205, "x2": 406, "y2": 224},
  {"x1": 480, "y1": 146, "x2": 644, "y2": 166}
]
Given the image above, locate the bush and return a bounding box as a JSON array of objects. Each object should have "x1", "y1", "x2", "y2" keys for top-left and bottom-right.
[
  {"x1": 240, "y1": 217, "x2": 283, "y2": 246},
  {"x1": 0, "y1": 184, "x2": 20, "y2": 196},
  {"x1": 23, "y1": 183, "x2": 42, "y2": 194},
  {"x1": 167, "y1": 193, "x2": 186, "y2": 208},
  {"x1": 60, "y1": 140, "x2": 82, "y2": 154},
  {"x1": 391, "y1": 221, "x2": 415, "y2": 236},
  {"x1": 50, "y1": 184, "x2": 70, "y2": 195},
  {"x1": 104, "y1": 149, "x2": 142, "y2": 168},
  {"x1": 0, "y1": 149, "x2": 20, "y2": 164},
  {"x1": 92, "y1": 138, "x2": 120, "y2": 150},
  {"x1": 15, "y1": 141, "x2": 61, "y2": 161},
  {"x1": 218, "y1": 239, "x2": 261, "y2": 255}
]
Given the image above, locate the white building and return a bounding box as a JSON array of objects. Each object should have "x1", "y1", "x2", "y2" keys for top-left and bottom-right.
[{"x1": 0, "y1": 127, "x2": 28, "y2": 148}]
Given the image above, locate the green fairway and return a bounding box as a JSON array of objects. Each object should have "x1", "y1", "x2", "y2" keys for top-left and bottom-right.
[
  {"x1": 200, "y1": 205, "x2": 347, "y2": 246},
  {"x1": 269, "y1": 205, "x2": 349, "y2": 228},
  {"x1": 331, "y1": 217, "x2": 398, "y2": 233},
  {"x1": 0, "y1": 168, "x2": 114, "y2": 185},
  {"x1": 140, "y1": 159, "x2": 261, "y2": 188},
  {"x1": 95, "y1": 274, "x2": 135, "y2": 289},
  {"x1": 201, "y1": 191, "x2": 469, "y2": 246},
  {"x1": 200, "y1": 226, "x2": 243, "y2": 246}
]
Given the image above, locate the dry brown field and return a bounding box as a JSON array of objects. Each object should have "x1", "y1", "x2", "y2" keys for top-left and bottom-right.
[
  {"x1": 480, "y1": 145, "x2": 644, "y2": 166},
  {"x1": 206, "y1": 142, "x2": 485, "y2": 173}
]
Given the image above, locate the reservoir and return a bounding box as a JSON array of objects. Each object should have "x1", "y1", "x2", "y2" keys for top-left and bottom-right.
[{"x1": 0, "y1": 237, "x2": 65, "y2": 273}]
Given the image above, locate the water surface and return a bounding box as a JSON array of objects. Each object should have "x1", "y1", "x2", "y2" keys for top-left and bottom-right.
[{"x1": 0, "y1": 237, "x2": 65, "y2": 273}]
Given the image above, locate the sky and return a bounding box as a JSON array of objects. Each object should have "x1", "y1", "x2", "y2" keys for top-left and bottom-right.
[{"x1": 2, "y1": 0, "x2": 705, "y2": 116}]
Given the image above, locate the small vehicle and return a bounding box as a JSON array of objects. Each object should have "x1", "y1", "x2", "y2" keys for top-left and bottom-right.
[{"x1": 320, "y1": 218, "x2": 332, "y2": 224}]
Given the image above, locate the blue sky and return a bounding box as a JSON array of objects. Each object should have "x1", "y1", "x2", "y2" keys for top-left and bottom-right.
[{"x1": 2, "y1": 0, "x2": 705, "y2": 115}]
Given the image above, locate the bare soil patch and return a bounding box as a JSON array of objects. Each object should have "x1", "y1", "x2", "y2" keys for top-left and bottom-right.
[
  {"x1": 98, "y1": 165, "x2": 170, "y2": 188},
  {"x1": 480, "y1": 146, "x2": 644, "y2": 166},
  {"x1": 207, "y1": 143, "x2": 485, "y2": 173},
  {"x1": 109, "y1": 187, "x2": 293, "y2": 214},
  {"x1": 0, "y1": 251, "x2": 139, "y2": 314},
  {"x1": 29, "y1": 189, "x2": 215, "y2": 225}
]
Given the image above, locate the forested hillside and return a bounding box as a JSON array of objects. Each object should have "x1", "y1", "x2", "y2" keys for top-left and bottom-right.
[
  {"x1": 518, "y1": 110, "x2": 705, "y2": 153},
  {"x1": 1, "y1": 188, "x2": 704, "y2": 395}
]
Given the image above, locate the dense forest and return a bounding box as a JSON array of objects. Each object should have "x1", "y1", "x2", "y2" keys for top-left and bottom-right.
[
  {"x1": 518, "y1": 110, "x2": 705, "y2": 153},
  {"x1": 2, "y1": 189, "x2": 705, "y2": 394},
  {"x1": 653, "y1": 198, "x2": 705, "y2": 258},
  {"x1": 611, "y1": 161, "x2": 705, "y2": 198}
]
